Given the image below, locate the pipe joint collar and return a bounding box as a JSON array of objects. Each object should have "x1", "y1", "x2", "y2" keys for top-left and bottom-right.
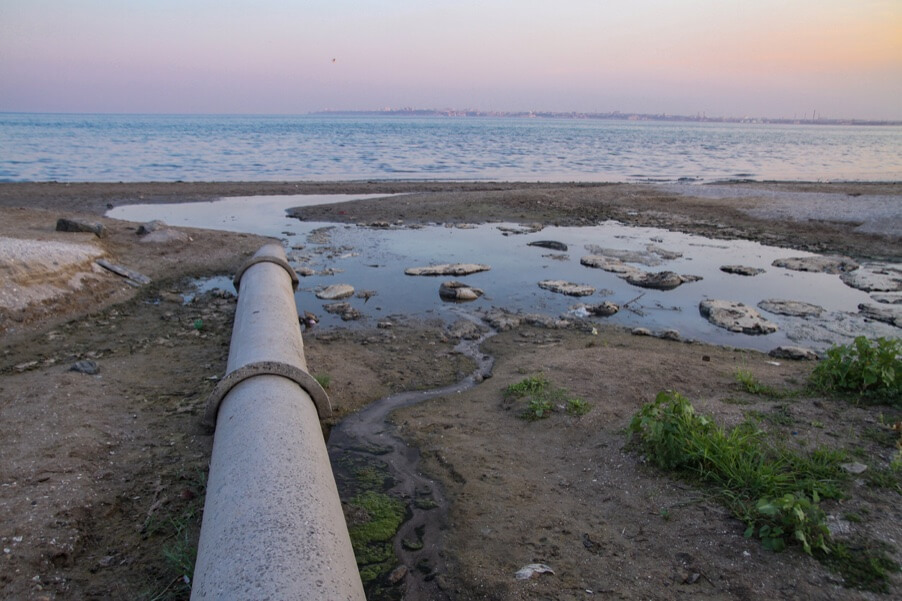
[
  {"x1": 233, "y1": 250, "x2": 299, "y2": 291},
  {"x1": 204, "y1": 361, "x2": 332, "y2": 429}
]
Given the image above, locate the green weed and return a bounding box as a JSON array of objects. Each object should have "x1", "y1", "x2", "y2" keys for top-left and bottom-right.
[
  {"x1": 735, "y1": 369, "x2": 787, "y2": 398},
  {"x1": 627, "y1": 391, "x2": 902, "y2": 590},
  {"x1": 810, "y1": 336, "x2": 901, "y2": 404},
  {"x1": 505, "y1": 373, "x2": 590, "y2": 421},
  {"x1": 314, "y1": 372, "x2": 331, "y2": 390},
  {"x1": 566, "y1": 397, "x2": 591, "y2": 416}
]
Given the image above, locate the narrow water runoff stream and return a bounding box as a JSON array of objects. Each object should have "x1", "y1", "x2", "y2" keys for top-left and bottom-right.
[{"x1": 327, "y1": 313, "x2": 495, "y2": 600}]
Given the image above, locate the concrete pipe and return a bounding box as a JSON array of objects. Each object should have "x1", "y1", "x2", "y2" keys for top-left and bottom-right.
[{"x1": 192, "y1": 244, "x2": 364, "y2": 600}]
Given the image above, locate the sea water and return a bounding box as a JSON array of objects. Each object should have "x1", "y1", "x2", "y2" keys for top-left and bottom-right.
[{"x1": 3, "y1": 113, "x2": 901, "y2": 183}]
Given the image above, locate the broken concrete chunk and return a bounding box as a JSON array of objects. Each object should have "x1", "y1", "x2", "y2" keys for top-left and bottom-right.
[
  {"x1": 316, "y1": 284, "x2": 355, "y2": 300},
  {"x1": 405, "y1": 263, "x2": 491, "y2": 276},
  {"x1": 56, "y1": 218, "x2": 105, "y2": 238},
  {"x1": 439, "y1": 280, "x2": 484, "y2": 301},
  {"x1": 772, "y1": 255, "x2": 859, "y2": 274},
  {"x1": 757, "y1": 299, "x2": 825, "y2": 317},
  {"x1": 720, "y1": 265, "x2": 765, "y2": 276},
  {"x1": 840, "y1": 266, "x2": 902, "y2": 292},
  {"x1": 699, "y1": 299, "x2": 778, "y2": 335},
  {"x1": 538, "y1": 280, "x2": 595, "y2": 297},
  {"x1": 858, "y1": 303, "x2": 902, "y2": 327}
]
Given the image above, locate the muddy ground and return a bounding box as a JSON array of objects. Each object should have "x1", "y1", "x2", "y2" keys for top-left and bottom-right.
[{"x1": 0, "y1": 181, "x2": 899, "y2": 600}]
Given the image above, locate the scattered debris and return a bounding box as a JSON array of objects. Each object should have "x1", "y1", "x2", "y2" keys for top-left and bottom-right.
[{"x1": 515, "y1": 563, "x2": 555, "y2": 580}]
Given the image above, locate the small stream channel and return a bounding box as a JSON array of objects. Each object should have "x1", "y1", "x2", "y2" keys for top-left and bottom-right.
[{"x1": 327, "y1": 314, "x2": 495, "y2": 600}]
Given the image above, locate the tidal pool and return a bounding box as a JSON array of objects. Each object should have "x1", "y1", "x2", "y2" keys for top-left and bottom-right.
[{"x1": 109, "y1": 194, "x2": 898, "y2": 353}]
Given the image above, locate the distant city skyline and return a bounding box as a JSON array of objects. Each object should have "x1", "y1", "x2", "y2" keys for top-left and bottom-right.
[{"x1": 1, "y1": 0, "x2": 900, "y2": 121}]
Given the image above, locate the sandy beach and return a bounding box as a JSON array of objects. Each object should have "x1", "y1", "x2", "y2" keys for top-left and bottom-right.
[{"x1": 0, "y1": 181, "x2": 899, "y2": 600}]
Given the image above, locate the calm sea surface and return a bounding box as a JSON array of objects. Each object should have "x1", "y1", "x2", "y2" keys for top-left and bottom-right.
[{"x1": 2, "y1": 113, "x2": 900, "y2": 183}]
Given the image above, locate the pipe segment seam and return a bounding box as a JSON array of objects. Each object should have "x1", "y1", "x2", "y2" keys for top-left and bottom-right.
[
  {"x1": 233, "y1": 253, "x2": 300, "y2": 291},
  {"x1": 203, "y1": 360, "x2": 332, "y2": 428}
]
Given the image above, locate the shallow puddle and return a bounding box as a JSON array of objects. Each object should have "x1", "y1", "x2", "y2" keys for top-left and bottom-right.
[{"x1": 109, "y1": 194, "x2": 898, "y2": 353}]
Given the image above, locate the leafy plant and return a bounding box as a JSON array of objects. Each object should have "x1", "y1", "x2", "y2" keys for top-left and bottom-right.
[
  {"x1": 566, "y1": 397, "x2": 591, "y2": 416},
  {"x1": 744, "y1": 492, "x2": 829, "y2": 555},
  {"x1": 810, "y1": 336, "x2": 901, "y2": 403},
  {"x1": 505, "y1": 373, "x2": 590, "y2": 421},
  {"x1": 628, "y1": 390, "x2": 899, "y2": 591},
  {"x1": 524, "y1": 396, "x2": 554, "y2": 421}
]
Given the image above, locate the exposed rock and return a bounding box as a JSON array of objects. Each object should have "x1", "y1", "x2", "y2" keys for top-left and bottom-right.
[
  {"x1": 439, "y1": 280, "x2": 484, "y2": 302},
  {"x1": 768, "y1": 346, "x2": 818, "y2": 361},
  {"x1": 295, "y1": 266, "x2": 316, "y2": 277},
  {"x1": 699, "y1": 300, "x2": 778, "y2": 335},
  {"x1": 538, "y1": 280, "x2": 595, "y2": 297},
  {"x1": 69, "y1": 360, "x2": 99, "y2": 375},
  {"x1": 624, "y1": 270, "x2": 693, "y2": 291},
  {"x1": 772, "y1": 255, "x2": 859, "y2": 274},
  {"x1": 586, "y1": 301, "x2": 620, "y2": 317},
  {"x1": 322, "y1": 302, "x2": 361, "y2": 320},
  {"x1": 315, "y1": 284, "x2": 355, "y2": 300},
  {"x1": 720, "y1": 265, "x2": 765, "y2": 276},
  {"x1": 498, "y1": 223, "x2": 543, "y2": 235},
  {"x1": 858, "y1": 303, "x2": 902, "y2": 327},
  {"x1": 528, "y1": 240, "x2": 568, "y2": 251},
  {"x1": 580, "y1": 255, "x2": 640, "y2": 275},
  {"x1": 646, "y1": 244, "x2": 682, "y2": 260},
  {"x1": 631, "y1": 327, "x2": 653, "y2": 337},
  {"x1": 356, "y1": 290, "x2": 377, "y2": 302},
  {"x1": 660, "y1": 329, "x2": 681, "y2": 341},
  {"x1": 480, "y1": 309, "x2": 523, "y2": 331},
  {"x1": 136, "y1": 220, "x2": 167, "y2": 234},
  {"x1": 405, "y1": 263, "x2": 491, "y2": 276},
  {"x1": 583, "y1": 245, "x2": 663, "y2": 266},
  {"x1": 543, "y1": 253, "x2": 569, "y2": 261},
  {"x1": 871, "y1": 293, "x2": 902, "y2": 305},
  {"x1": 840, "y1": 462, "x2": 868, "y2": 475},
  {"x1": 140, "y1": 228, "x2": 190, "y2": 243},
  {"x1": 840, "y1": 266, "x2": 902, "y2": 292},
  {"x1": 757, "y1": 299, "x2": 825, "y2": 317},
  {"x1": 56, "y1": 218, "x2": 105, "y2": 238}
]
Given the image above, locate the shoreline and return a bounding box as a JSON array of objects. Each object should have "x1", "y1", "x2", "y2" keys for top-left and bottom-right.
[
  {"x1": 1, "y1": 180, "x2": 900, "y2": 261},
  {"x1": 0, "y1": 181, "x2": 899, "y2": 599}
]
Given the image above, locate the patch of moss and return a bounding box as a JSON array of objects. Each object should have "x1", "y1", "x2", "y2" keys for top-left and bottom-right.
[{"x1": 347, "y1": 491, "x2": 407, "y2": 587}]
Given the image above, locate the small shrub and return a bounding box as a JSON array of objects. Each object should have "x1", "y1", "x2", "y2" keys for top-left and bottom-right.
[
  {"x1": 566, "y1": 397, "x2": 591, "y2": 416},
  {"x1": 506, "y1": 374, "x2": 590, "y2": 421},
  {"x1": 811, "y1": 336, "x2": 901, "y2": 403}
]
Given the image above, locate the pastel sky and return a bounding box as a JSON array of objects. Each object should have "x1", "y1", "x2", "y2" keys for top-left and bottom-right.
[{"x1": 1, "y1": 0, "x2": 900, "y2": 119}]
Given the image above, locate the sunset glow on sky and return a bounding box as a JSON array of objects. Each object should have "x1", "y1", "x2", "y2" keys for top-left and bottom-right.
[{"x1": 1, "y1": 0, "x2": 900, "y2": 119}]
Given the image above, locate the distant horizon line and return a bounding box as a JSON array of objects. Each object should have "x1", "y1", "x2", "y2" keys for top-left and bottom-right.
[{"x1": 2, "y1": 108, "x2": 900, "y2": 126}]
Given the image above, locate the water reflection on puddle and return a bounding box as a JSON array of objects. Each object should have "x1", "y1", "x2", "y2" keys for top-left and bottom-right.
[{"x1": 109, "y1": 195, "x2": 896, "y2": 353}]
